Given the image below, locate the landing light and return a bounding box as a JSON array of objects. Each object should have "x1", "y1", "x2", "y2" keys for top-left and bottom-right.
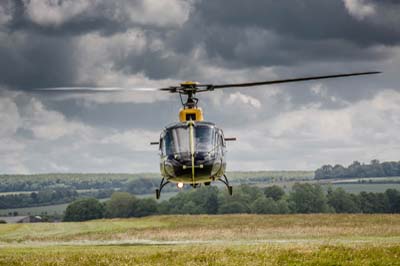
[{"x1": 177, "y1": 182, "x2": 184, "y2": 189}]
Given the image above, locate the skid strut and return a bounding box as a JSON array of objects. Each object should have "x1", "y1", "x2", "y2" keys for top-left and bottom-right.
[
  {"x1": 156, "y1": 178, "x2": 170, "y2": 199},
  {"x1": 218, "y1": 174, "x2": 233, "y2": 195}
]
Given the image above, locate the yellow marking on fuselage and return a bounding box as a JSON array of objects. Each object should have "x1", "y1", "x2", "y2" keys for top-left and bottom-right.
[
  {"x1": 179, "y1": 108, "x2": 204, "y2": 122},
  {"x1": 188, "y1": 121, "x2": 195, "y2": 186},
  {"x1": 181, "y1": 81, "x2": 198, "y2": 86}
]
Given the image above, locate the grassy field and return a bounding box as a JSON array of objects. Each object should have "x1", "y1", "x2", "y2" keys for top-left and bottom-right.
[{"x1": 1, "y1": 214, "x2": 400, "y2": 265}]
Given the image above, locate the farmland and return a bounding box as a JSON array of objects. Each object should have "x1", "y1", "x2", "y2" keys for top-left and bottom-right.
[
  {"x1": 2, "y1": 172, "x2": 400, "y2": 217},
  {"x1": 1, "y1": 214, "x2": 400, "y2": 265}
]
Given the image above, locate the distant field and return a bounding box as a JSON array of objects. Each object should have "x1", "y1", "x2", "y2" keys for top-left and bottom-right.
[
  {"x1": 0, "y1": 192, "x2": 178, "y2": 216},
  {"x1": 228, "y1": 170, "x2": 314, "y2": 180},
  {"x1": 0, "y1": 202, "x2": 69, "y2": 216},
  {"x1": 330, "y1": 176, "x2": 400, "y2": 183},
  {"x1": 325, "y1": 183, "x2": 400, "y2": 193},
  {"x1": 0, "y1": 214, "x2": 400, "y2": 265},
  {"x1": 0, "y1": 191, "x2": 36, "y2": 196},
  {"x1": 0, "y1": 198, "x2": 110, "y2": 217}
]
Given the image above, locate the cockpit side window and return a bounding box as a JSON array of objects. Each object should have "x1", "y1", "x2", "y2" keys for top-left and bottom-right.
[{"x1": 163, "y1": 130, "x2": 175, "y2": 155}]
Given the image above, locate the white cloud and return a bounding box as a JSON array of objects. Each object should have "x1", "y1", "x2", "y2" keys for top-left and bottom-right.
[
  {"x1": 1, "y1": 86, "x2": 399, "y2": 174},
  {"x1": 24, "y1": 0, "x2": 92, "y2": 27},
  {"x1": 23, "y1": 0, "x2": 193, "y2": 28},
  {"x1": 71, "y1": 31, "x2": 175, "y2": 104},
  {"x1": 343, "y1": 0, "x2": 400, "y2": 27},
  {"x1": 0, "y1": 92, "x2": 26, "y2": 173},
  {"x1": 0, "y1": 90, "x2": 161, "y2": 173},
  {"x1": 226, "y1": 89, "x2": 400, "y2": 171},
  {"x1": 0, "y1": 3, "x2": 12, "y2": 26},
  {"x1": 124, "y1": 0, "x2": 193, "y2": 28},
  {"x1": 0, "y1": 97, "x2": 20, "y2": 137},
  {"x1": 21, "y1": 98, "x2": 91, "y2": 140},
  {"x1": 343, "y1": 0, "x2": 376, "y2": 20},
  {"x1": 227, "y1": 92, "x2": 261, "y2": 109},
  {"x1": 101, "y1": 130, "x2": 159, "y2": 152},
  {"x1": 269, "y1": 107, "x2": 353, "y2": 140}
]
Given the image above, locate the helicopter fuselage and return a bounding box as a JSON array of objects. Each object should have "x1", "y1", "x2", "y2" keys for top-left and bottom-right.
[{"x1": 158, "y1": 121, "x2": 227, "y2": 185}]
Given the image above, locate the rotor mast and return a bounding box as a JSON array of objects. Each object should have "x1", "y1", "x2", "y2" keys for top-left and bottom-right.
[{"x1": 178, "y1": 81, "x2": 204, "y2": 122}]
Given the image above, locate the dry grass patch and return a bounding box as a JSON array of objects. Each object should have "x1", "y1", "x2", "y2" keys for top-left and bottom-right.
[
  {"x1": 1, "y1": 214, "x2": 400, "y2": 243},
  {"x1": 1, "y1": 243, "x2": 400, "y2": 266}
]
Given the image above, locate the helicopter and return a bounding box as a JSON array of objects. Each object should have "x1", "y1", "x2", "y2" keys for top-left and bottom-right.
[{"x1": 39, "y1": 71, "x2": 380, "y2": 199}]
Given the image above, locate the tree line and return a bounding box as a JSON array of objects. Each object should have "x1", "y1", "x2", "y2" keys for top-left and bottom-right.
[
  {"x1": 0, "y1": 171, "x2": 312, "y2": 193},
  {"x1": 63, "y1": 184, "x2": 400, "y2": 221},
  {"x1": 0, "y1": 187, "x2": 113, "y2": 209},
  {"x1": 315, "y1": 160, "x2": 400, "y2": 179}
]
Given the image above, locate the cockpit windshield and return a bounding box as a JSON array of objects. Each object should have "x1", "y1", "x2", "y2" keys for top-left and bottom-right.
[
  {"x1": 162, "y1": 124, "x2": 216, "y2": 156},
  {"x1": 164, "y1": 127, "x2": 189, "y2": 155},
  {"x1": 195, "y1": 126, "x2": 214, "y2": 152}
]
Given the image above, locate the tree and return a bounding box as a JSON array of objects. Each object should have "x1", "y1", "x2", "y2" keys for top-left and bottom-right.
[
  {"x1": 358, "y1": 192, "x2": 386, "y2": 213},
  {"x1": 64, "y1": 198, "x2": 104, "y2": 222},
  {"x1": 219, "y1": 201, "x2": 248, "y2": 214},
  {"x1": 126, "y1": 178, "x2": 157, "y2": 195},
  {"x1": 315, "y1": 165, "x2": 333, "y2": 179},
  {"x1": 203, "y1": 188, "x2": 219, "y2": 214},
  {"x1": 251, "y1": 197, "x2": 279, "y2": 214},
  {"x1": 385, "y1": 189, "x2": 400, "y2": 213},
  {"x1": 264, "y1": 185, "x2": 285, "y2": 201},
  {"x1": 104, "y1": 192, "x2": 137, "y2": 218},
  {"x1": 181, "y1": 201, "x2": 204, "y2": 214},
  {"x1": 327, "y1": 187, "x2": 359, "y2": 213},
  {"x1": 218, "y1": 185, "x2": 261, "y2": 213},
  {"x1": 332, "y1": 164, "x2": 346, "y2": 179},
  {"x1": 189, "y1": 187, "x2": 219, "y2": 214},
  {"x1": 289, "y1": 183, "x2": 329, "y2": 213},
  {"x1": 134, "y1": 198, "x2": 158, "y2": 217}
]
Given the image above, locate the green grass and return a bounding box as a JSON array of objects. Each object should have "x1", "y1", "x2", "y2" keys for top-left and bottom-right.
[{"x1": 1, "y1": 214, "x2": 400, "y2": 265}]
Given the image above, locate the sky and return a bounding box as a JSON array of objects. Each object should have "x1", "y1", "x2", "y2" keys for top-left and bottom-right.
[{"x1": 0, "y1": 0, "x2": 399, "y2": 174}]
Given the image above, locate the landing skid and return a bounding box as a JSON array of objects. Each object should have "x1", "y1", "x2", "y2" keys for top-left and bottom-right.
[
  {"x1": 218, "y1": 174, "x2": 233, "y2": 195},
  {"x1": 156, "y1": 175, "x2": 232, "y2": 199},
  {"x1": 155, "y1": 177, "x2": 170, "y2": 200}
]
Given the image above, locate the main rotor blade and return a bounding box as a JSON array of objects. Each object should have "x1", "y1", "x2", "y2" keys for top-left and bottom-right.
[
  {"x1": 212, "y1": 71, "x2": 381, "y2": 89},
  {"x1": 34, "y1": 87, "x2": 164, "y2": 92}
]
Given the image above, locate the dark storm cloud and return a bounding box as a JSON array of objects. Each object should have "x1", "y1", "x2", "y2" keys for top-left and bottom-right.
[
  {"x1": 0, "y1": 0, "x2": 194, "y2": 89},
  {"x1": 0, "y1": 33, "x2": 78, "y2": 89},
  {"x1": 0, "y1": 0, "x2": 398, "y2": 90},
  {"x1": 194, "y1": 0, "x2": 400, "y2": 45},
  {"x1": 162, "y1": 0, "x2": 399, "y2": 71}
]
